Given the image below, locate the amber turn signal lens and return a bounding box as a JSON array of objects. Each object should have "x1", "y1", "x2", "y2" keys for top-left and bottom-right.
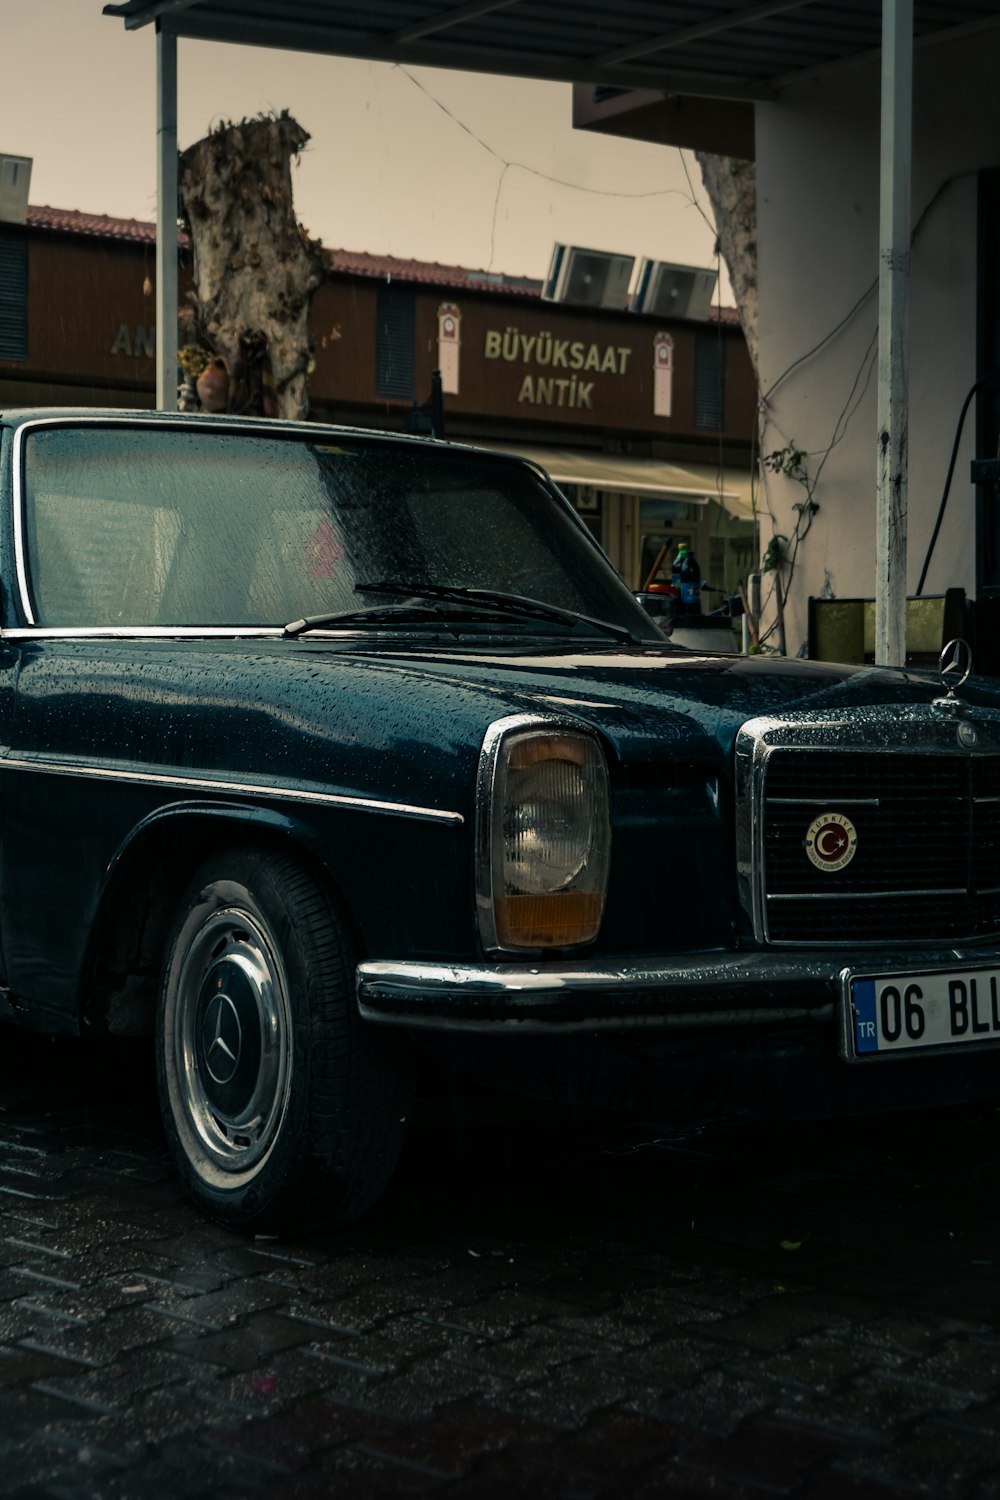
[{"x1": 493, "y1": 891, "x2": 605, "y2": 949}]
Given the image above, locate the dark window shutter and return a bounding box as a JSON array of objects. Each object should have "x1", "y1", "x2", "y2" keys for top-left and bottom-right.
[
  {"x1": 0, "y1": 227, "x2": 27, "y2": 361},
  {"x1": 694, "y1": 329, "x2": 725, "y2": 431},
  {"x1": 376, "y1": 286, "x2": 414, "y2": 398}
]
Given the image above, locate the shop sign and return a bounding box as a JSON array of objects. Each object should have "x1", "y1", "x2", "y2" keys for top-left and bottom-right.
[
  {"x1": 482, "y1": 324, "x2": 669, "y2": 418},
  {"x1": 654, "y1": 332, "x2": 674, "y2": 417},
  {"x1": 110, "y1": 324, "x2": 155, "y2": 358},
  {"x1": 437, "y1": 304, "x2": 461, "y2": 395}
]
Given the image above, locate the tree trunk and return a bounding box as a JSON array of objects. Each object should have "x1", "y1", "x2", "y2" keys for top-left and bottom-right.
[
  {"x1": 694, "y1": 152, "x2": 758, "y2": 373},
  {"x1": 179, "y1": 111, "x2": 325, "y2": 420}
]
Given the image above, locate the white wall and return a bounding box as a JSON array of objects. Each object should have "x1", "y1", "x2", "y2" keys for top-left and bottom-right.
[{"x1": 754, "y1": 27, "x2": 1000, "y2": 656}]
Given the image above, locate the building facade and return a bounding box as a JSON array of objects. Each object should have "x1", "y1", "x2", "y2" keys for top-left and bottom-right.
[
  {"x1": 576, "y1": 20, "x2": 1000, "y2": 664},
  {"x1": 0, "y1": 205, "x2": 757, "y2": 601}
]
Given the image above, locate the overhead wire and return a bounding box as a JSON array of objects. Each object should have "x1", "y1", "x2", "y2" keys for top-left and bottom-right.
[{"x1": 395, "y1": 65, "x2": 711, "y2": 211}]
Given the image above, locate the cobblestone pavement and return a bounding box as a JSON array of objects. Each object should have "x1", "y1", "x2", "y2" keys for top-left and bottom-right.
[{"x1": 0, "y1": 1029, "x2": 999, "y2": 1498}]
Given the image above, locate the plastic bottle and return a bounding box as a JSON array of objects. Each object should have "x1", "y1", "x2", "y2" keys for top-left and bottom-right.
[
  {"x1": 670, "y1": 544, "x2": 686, "y2": 598},
  {"x1": 673, "y1": 544, "x2": 702, "y2": 616}
]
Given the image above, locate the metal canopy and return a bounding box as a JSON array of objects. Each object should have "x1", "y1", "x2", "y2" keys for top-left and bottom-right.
[{"x1": 104, "y1": 0, "x2": 1000, "y2": 103}]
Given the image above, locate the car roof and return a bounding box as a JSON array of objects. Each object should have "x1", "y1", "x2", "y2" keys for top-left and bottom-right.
[{"x1": 0, "y1": 408, "x2": 546, "y2": 475}]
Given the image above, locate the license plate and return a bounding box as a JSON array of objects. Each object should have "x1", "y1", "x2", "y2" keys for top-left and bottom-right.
[{"x1": 847, "y1": 965, "x2": 1000, "y2": 1057}]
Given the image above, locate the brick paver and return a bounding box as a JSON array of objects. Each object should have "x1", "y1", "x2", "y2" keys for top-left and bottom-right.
[{"x1": 0, "y1": 1030, "x2": 999, "y2": 1496}]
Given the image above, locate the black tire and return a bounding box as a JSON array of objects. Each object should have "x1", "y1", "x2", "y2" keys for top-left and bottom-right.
[{"x1": 155, "y1": 846, "x2": 412, "y2": 1231}]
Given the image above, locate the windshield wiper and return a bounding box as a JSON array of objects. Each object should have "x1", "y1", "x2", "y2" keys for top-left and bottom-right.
[
  {"x1": 354, "y1": 580, "x2": 642, "y2": 646},
  {"x1": 283, "y1": 603, "x2": 447, "y2": 637}
]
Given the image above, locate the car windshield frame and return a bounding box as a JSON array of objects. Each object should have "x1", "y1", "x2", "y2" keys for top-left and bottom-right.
[{"x1": 14, "y1": 419, "x2": 662, "y2": 643}]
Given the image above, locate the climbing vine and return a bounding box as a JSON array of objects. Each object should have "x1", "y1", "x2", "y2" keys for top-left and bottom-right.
[{"x1": 752, "y1": 440, "x2": 823, "y2": 650}]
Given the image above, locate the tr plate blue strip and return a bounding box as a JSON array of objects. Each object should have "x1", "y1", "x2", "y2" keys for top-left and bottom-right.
[{"x1": 852, "y1": 978, "x2": 879, "y2": 1053}]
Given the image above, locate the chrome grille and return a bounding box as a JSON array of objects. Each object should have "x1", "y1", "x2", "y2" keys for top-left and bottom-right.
[{"x1": 761, "y1": 746, "x2": 1000, "y2": 945}]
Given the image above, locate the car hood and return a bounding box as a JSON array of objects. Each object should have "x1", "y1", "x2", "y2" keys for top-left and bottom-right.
[
  {"x1": 24, "y1": 634, "x2": 995, "y2": 827},
  {"x1": 319, "y1": 639, "x2": 995, "y2": 765}
]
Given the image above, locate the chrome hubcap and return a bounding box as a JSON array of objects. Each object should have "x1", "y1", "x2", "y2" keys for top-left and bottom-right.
[{"x1": 175, "y1": 907, "x2": 291, "y2": 1175}]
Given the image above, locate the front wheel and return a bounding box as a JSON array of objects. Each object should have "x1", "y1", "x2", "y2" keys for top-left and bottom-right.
[{"x1": 156, "y1": 847, "x2": 411, "y2": 1231}]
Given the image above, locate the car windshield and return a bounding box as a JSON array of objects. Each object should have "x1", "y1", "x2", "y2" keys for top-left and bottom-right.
[{"x1": 21, "y1": 425, "x2": 659, "y2": 640}]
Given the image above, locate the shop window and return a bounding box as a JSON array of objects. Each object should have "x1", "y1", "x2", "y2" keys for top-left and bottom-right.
[
  {"x1": 376, "y1": 285, "x2": 414, "y2": 398},
  {"x1": 694, "y1": 329, "x2": 725, "y2": 431},
  {"x1": 0, "y1": 226, "x2": 27, "y2": 362},
  {"x1": 638, "y1": 497, "x2": 699, "y2": 590}
]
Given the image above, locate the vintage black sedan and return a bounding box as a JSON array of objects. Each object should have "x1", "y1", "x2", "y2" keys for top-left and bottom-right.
[{"x1": 3, "y1": 407, "x2": 1000, "y2": 1229}]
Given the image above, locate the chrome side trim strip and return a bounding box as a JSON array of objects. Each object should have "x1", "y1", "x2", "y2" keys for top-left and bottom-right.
[
  {"x1": 1, "y1": 627, "x2": 286, "y2": 640},
  {"x1": 0, "y1": 754, "x2": 463, "y2": 826}
]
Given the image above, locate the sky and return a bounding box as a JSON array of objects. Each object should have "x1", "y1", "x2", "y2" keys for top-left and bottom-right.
[{"x1": 3, "y1": 1, "x2": 730, "y2": 299}]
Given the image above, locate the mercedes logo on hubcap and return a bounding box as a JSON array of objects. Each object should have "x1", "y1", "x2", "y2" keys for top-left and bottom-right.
[{"x1": 202, "y1": 992, "x2": 242, "y2": 1085}]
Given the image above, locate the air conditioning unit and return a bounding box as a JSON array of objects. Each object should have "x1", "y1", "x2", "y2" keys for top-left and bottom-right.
[
  {"x1": 0, "y1": 155, "x2": 31, "y2": 224},
  {"x1": 542, "y1": 244, "x2": 634, "y2": 311},
  {"x1": 633, "y1": 259, "x2": 717, "y2": 320}
]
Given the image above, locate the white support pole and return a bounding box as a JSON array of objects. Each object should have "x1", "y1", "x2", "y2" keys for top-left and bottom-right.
[
  {"x1": 156, "y1": 24, "x2": 178, "y2": 411},
  {"x1": 874, "y1": 0, "x2": 913, "y2": 667}
]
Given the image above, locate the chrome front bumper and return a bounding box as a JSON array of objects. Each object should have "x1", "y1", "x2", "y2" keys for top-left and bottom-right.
[
  {"x1": 359, "y1": 950, "x2": 836, "y2": 1033},
  {"x1": 356, "y1": 946, "x2": 1000, "y2": 1034}
]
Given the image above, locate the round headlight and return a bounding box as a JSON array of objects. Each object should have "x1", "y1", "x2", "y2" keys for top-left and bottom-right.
[
  {"x1": 504, "y1": 758, "x2": 590, "y2": 893},
  {"x1": 480, "y1": 724, "x2": 611, "y2": 951}
]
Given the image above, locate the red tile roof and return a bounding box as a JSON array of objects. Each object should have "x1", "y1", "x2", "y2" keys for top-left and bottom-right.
[
  {"x1": 326, "y1": 246, "x2": 542, "y2": 298},
  {"x1": 28, "y1": 204, "x2": 167, "y2": 245},
  {"x1": 25, "y1": 203, "x2": 740, "y2": 320}
]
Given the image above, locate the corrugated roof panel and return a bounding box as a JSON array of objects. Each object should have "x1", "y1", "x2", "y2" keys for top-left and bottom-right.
[{"x1": 104, "y1": 0, "x2": 1000, "y2": 99}]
